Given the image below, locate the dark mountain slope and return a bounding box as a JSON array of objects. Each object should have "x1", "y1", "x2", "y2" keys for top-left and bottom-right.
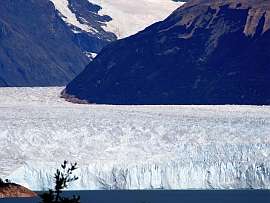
[
  {"x1": 0, "y1": 0, "x2": 88, "y2": 86},
  {"x1": 64, "y1": 0, "x2": 270, "y2": 105}
]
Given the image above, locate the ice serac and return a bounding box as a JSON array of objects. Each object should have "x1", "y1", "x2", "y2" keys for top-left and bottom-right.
[
  {"x1": 8, "y1": 145, "x2": 270, "y2": 190},
  {"x1": 64, "y1": 0, "x2": 270, "y2": 105},
  {"x1": 0, "y1": 88, "x2": 270, "y2": 190}
]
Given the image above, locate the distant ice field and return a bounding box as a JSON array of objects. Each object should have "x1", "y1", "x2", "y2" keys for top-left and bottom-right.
[
  {"x1": 0, "y1": 87, "x2": 270, "y2": 190},
  {"x1": 50, "y1": 0, "x2": 185, "y2": 38}
]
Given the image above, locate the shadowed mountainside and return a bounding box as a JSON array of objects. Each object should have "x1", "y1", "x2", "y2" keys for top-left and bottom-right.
[
  {"x1": 64, "y1": 0, "x2": 270, "y2": 105},
  {"x1": 0, "y1": 0, "x2": 89, "y2": 86}
]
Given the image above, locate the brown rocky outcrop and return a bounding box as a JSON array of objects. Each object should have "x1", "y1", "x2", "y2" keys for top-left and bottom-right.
[{"x1": 0, "y1": 183, "x2": 37, "y2": 198}]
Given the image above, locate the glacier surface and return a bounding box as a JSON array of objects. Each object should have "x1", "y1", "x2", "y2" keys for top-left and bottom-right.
[
  {"x1": 89, "y1": 0, "x2": 185, "y2": 38},
  {"x1": 50, "y1": 0, "x2": 184, "y2": 38},
  {"x1": 0, "y1": 87, "x2": 270, "y2": 190}
]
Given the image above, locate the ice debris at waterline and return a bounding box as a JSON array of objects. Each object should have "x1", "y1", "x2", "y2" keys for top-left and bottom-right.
[{"x1": 0, "y1": 87, "x2": 270, "y2": 190}]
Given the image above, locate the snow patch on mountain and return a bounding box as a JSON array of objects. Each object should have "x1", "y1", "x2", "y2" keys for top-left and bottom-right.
[
  {"x1": 50, "y1": 0, "x2": 97, "y2": 33},
  {"x1": 49, "y1": 0, "x2": 185, "y2": 58},
  {"x1": 0, "y1": 87, "x2": 270, "y2": 190},
  {"x1": 89, "y1": 0, "x2": 185, "y2": 38},
  {"x1": 84, "y1": 52, "x2": 98, "y2": 60},
  {"x1": 50, "y1": 0, "x2": 185, "y2": 38}
]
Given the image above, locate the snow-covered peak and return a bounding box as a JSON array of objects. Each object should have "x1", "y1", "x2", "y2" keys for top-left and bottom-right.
[
  {"x1": 89, "y1": 0, "x2": 185, "y2": 38},
  {"x1": 50, "y1": 0, "x2": 185, "y2": 39}
]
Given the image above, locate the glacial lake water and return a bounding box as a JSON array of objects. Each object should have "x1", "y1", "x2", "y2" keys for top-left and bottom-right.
[{"x1": 1, "y1": 190, "x2": 270, "y2": 203}]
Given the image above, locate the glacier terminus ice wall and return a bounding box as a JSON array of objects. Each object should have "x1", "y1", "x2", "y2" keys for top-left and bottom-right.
[{"x1": 0, "y1": 87, "x2": 270, "y2": 190}]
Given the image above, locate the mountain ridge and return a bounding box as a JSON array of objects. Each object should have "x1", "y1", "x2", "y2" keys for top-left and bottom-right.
[
  {"x1": 174, "y1": 0, "x2": 270, "y2": 37},
  {"x1": 0, "y1": 0, "x2": 89, "y2": 87},
  {"x1": 64, "y1": 0, "x2": 270, "y2": 105},
  {"x1": 0, "y1": 0, "x2": 183, "y2": 86}
]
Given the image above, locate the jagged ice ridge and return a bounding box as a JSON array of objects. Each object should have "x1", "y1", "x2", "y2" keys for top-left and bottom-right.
[{"x1": 0, "y1": 87, "x2": 269, "y2": 190}]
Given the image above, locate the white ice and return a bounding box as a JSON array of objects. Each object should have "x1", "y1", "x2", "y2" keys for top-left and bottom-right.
[
  {"x1": 0, "y1": 87, "x2": 270, "y2": 190},
  {"x1": 89, "y1": 0, "x2": 185, "y2": 38},
  {"x1": 51, "y1": 0, "x2": 184, "y2": 38},
  {"x1": 50, "y1": 0, "x2": 98, "y2": 34}
]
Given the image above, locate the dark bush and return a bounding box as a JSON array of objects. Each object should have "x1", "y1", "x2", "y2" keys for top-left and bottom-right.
[{"x1": 40, "y1": 161, "x2": 80, "y2": 203}]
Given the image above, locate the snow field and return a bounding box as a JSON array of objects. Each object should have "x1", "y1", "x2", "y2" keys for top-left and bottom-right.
[
  {"x1": 50, "y1": 0, "x2": 184, "y2": 38},
  {"x1": 0, "y1": 87, "x2": 269, "y2": 190}
]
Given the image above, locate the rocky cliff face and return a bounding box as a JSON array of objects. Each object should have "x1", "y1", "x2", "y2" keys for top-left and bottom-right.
[
  {"x1": 0, "y1": 0, "x2": 89, "y2": 87},
  {"x1": 174, "y1": 0, "x2": 270, "y2": 37},
  {"x1": 65, "y1": 0, "x2": 270, "y2": 105}
]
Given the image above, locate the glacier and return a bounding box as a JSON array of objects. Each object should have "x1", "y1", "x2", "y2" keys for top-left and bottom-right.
[
  {"x1": 50, "y1": 0, "x2": 184, "y2": 38},
  {"x1": 88, "y1": 0, "x2": 185, "y2": 38},
  {"x1": 0, "y1": 87, "x2": 270, "y2": 190}
]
